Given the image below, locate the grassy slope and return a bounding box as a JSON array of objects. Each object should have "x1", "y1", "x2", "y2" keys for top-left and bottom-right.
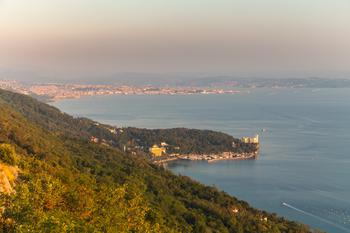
[{"x1": 0, "y1": 89, "x2": 319, "y2": 233}]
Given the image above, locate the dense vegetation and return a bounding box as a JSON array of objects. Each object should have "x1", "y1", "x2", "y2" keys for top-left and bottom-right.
[
  {"x1": 118, "y1": 127, "x2": 257, "y2": 154},
  {"x1": 0, "y1": 89, "x2": 321, "y2": 232}
]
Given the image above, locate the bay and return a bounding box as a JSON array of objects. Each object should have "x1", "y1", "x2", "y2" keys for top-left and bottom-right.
[{"x1": 52, "y1": 88, "x2": 350, "y2": 233}]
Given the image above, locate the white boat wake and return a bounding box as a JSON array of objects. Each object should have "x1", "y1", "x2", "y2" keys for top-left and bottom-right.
[{"x1": 282, "y1": 202, "x2": 350, "y2": 233}]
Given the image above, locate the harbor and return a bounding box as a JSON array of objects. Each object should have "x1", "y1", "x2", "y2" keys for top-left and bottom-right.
[{"x1": 152, "y1": 149, "x2": 259, "y2": 165}]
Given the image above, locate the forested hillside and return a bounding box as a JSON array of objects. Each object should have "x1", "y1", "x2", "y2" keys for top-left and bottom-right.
[{"x1": 0, "y1": 89, "x2": 320, "y2": 232}]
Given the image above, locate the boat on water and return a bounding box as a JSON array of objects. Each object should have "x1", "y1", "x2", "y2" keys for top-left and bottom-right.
[{"x1": 281, "y1": 202, "x2": 292, "y2": 208}]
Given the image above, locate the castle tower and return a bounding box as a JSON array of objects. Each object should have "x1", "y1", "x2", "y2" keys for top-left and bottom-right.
[{"x1": 254, "y1": 134, "x2": 259, "y2": 143}]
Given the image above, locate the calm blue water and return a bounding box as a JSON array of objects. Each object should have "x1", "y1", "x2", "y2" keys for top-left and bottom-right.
[{"x1": 53, "y1": 88, "x2": 350, "y2": 233}]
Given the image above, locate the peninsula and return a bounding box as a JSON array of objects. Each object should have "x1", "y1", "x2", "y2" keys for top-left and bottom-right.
[
  {"x1": 89, "y1": 126, "x2": 260, "y2": 165},
  {"x1": 149, "y1": 135, "x2": 260, "y2": 165}
]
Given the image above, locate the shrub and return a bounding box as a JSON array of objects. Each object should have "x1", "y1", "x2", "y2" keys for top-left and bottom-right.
[{"x1": 0, "y1": 144, "x2": 17, "y2": 165}]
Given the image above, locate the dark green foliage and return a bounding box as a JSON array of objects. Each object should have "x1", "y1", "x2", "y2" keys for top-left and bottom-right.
[
  {"x1": 0, "y1": 89, "x2": 322, "y2": 232},
  {"x1": 119, "y1": 127, "x2": 252, "y2": 154}
]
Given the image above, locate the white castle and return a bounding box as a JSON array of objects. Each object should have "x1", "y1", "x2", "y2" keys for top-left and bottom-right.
[{"x1": 241, "y1": 134, "x2": 259, "y2": 144}]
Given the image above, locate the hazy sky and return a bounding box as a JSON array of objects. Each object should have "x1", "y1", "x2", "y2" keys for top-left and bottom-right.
[{"x1": 1, "y1": 0, "x2": 350, "y2": 79}]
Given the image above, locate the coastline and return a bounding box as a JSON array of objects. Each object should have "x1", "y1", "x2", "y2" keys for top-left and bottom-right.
[
  {"x1": 43, "y1": 88, "x2": 350, "y2": 233},
  {"x1": 48, "y1": 91, "x2": 243, "y2": 103},
  {"x1": 153, "y1": 151, "x2": 259, "y2": 165},
  {"x1": 207, "y1": 152, "x2": 258, "y2": 163}
]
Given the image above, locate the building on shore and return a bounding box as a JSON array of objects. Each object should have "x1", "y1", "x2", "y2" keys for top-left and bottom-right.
[
  {"x1": 149, "y1": 144, "x2": 166, "y2": 157},
  {"x1": 241, "y1": 134, "x2": 259, "y2": 144}
]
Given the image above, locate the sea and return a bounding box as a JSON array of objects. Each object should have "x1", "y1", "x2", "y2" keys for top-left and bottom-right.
[{"x1": 52, "y1": 88, "x2": 350, "y2": 233}]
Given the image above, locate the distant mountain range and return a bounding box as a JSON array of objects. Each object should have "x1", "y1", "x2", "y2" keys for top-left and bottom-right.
[
  {"x1": 1, "y1": 69, "x2": 349, "y2": 88},
  {"x1": 176, "y1": 77, "x2": 350, "y2": 88}
]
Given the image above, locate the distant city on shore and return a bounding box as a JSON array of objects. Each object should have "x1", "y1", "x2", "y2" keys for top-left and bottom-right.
[{"x1": 1, "y1": 77, "x2": 349, "y2": 101}]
